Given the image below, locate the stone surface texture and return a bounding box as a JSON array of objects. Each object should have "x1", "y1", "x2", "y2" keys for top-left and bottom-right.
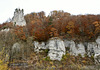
[
  {"x1": 47, "y1": 37, "x2": 65, "y2": 61},
  {"x1": 70, "y1": 41, "x2": 86, "y2": 57},
  {"x1": 33, "y1": 41, "x2": 47, "y2": 52},
  {"x1": 33, "y1": 36, "x2": 100, "y2": 63},
  {"x1": 12, "y1": 8, "x2": 26, "y2": 26}
]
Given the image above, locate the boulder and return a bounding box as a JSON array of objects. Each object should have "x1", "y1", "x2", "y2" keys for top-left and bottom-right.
[
  {"x1": 12, "y1": 43, "x2": 21, "y2": 54},
  {"x1": 47, "y1": 37, "x2": 65, "y2": 61},
  {"x1": 12, "y1": 42, "x2": 25, "y2": 60}
]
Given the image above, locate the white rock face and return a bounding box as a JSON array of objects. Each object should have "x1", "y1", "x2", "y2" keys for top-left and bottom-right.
[
  {"x1": 87, "y1": 42, "x2": 96, "y2": 57},
  {"x1": 12, "y1": 8, "x2": 26, "y2": 26},
  {"x1": 64, "y1": 40, "x2": 71, "y2": 47},
  {"x1": 32, "y1": 36, "x2": 100, "y2": 62},
  {"x1": 33, "y1": 41, "x2": 47, "y2": 52},
  {"x1": 70, "y1": 40, "x2": 77, "y2": 55},
  {"x1": 93, "y1": 36, "x2": 100, "y2": 64},
  {"x1": 12, "y1": 43, "x2": 21, "y2": 54},
  {"x1": 70, "y1": 41, "x2": 86, "y2": 57},
  {"x1": 93, "y1": 45, "x2": 100, "y2": 55},
  {"x1": 1, "y1": 28, "x2": 10, "y2": 33},
  {"x1": 94, "y1": 53, "x2": 100, "y2": 64},
  {"x1": 47, "y1": 37, "x2": 65, "y2": 61},
  {"x1": 33, "y1": 38, "x2": 66, "y2": 61},
  {"x1": 96, "y1": 36, "x2": 100, "y2": 45},
  {"x1": 77, "y1": 43, "x2": 86, "y2": 57}
]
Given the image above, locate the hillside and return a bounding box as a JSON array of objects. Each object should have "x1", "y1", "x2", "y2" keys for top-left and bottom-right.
[
  {"x1": 1, "y1": 9, "x2": 100, "y2": 42},
  {"x1": 0, "y1": 8, "x2": 100, "y2": 70}
]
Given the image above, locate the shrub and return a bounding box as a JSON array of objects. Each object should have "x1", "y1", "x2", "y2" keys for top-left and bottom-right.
[{"x1": 0, "y1": 47, "x2": 10, "y2": 70}]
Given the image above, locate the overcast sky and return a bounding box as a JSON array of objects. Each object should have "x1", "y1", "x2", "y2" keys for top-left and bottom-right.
[{"x1": 0, "y1": 0, "x2": 100, "y2": 23}]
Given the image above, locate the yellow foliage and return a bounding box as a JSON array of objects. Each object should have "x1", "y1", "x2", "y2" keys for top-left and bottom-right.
[
  {"x1": 0, "y1": 47, "x2": 10, "y2": 70},
  {"x1": 66, "y1": 53, "x2": 70, "y2": 56},
  {"x1": 0, "y1": 59, "x2": 10, "y2": 70},
  {"x1": 36, "y1": 61, "x2": 40, "y2": 66},
  {"x1": 52, "y1": 65, "x2": 55, "y2": 68},
  {"x1": 66, "y1": 21, "x2": 75, "y2": 34},
  {"x1": 50, "y1": 61, "x2": 53, "y2": 65},
  {"x1": 82, "y1": 60, "x2": 87, "y2": 64},
  {"x1": 77, "y1": 64, "x2": 82, "y2": 70}
]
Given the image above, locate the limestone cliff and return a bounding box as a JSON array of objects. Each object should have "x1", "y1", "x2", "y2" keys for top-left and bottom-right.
[
  {"x1": 12, "y1": 8, "x2": 26, "y2": 26},
  {"x1": 33, "y1": 37, "x2": 100, "y2": 63}
]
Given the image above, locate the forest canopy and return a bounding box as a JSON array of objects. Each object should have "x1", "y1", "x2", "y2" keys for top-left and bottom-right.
[{"x1": 0, "y1": 10, "x2": 100, "y2": 42}]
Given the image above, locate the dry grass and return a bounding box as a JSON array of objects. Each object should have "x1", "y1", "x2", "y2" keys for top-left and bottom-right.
[{"x1": 9, "y1": 51, "x2": 95, "y2": 70}]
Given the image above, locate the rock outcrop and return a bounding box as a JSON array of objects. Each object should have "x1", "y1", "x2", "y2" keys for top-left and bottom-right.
[
  {"x1": 47, "y1": 37, "x2": 65, "y2": 61},
  {"x1": 87, "y1": 42, "x2": 95, "y2": 57},
  {"x1": 11, "y1": 43, "x2": 25, "y2": 60},
  {"x1": 33, "y1": 41, "x2": 47, "y2": 52},
  {"x1": 12, "y1": 8, "x2": 26, "y2": 26},
  {"x1": 64, "y1": 40, "x2": 71, "y2": 47},
  {"x1": 70, "y1": 41, "x2": 86, "y2": 57},
  {"x1": 94, "y1": 36, "x2": 100, "y2": 64},
  {"x1": 0, "y1": 28, "x2": 10, "y2": 33},
  {"x1": 12, "y1": 43, "x2": 21, "y2": 54},
  {"x1": 33, "y1": 37, "x2": 66, "y2": 61},
  {"x1": 33, "y1": 36, "x2": 100, "y2": 63}
]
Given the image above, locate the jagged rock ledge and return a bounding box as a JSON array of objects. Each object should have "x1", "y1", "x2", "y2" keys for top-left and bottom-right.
[{"x1": 32, "y1": 36, "x2": 100, "y2": 63}]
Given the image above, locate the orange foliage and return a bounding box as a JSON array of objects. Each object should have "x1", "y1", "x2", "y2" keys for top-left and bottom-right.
[
  {"x1": 34, "y1": 28, "x2": 49, "y2": 41},
  {"x1": 49, "y1": 27, "x2": 59, "y2": 37},
  {"x1": 66, "y1": 21, "x2": 75, "y2": 37},
  {"x1": 23, "y1": 11, "x2": 100, "y2": 41},
  {"x1": 14, "y1": 26, "x2": 27, "y2": 40},
  {"x1": 93, "y1": 21, "x2": 100, "y2": 34}
]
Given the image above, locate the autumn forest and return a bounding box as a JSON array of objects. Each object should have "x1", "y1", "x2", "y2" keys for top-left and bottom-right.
[
  {"x1": 0, "y1": 10, "x2": 100, "y2": 70},
  {"x1": 1, "y1": 10, "x2": 100, "y2": 42}
]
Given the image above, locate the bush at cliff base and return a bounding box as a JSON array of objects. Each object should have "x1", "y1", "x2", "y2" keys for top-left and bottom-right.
[{"x1": 0, "y1": 47, "x2": 10, "y2": 70}]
